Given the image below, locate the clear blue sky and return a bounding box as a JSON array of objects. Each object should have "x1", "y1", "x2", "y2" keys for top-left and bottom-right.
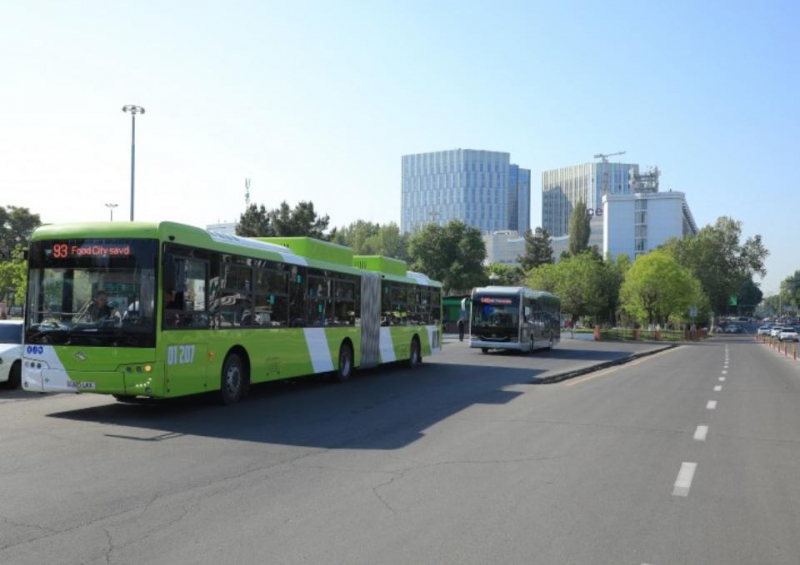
[{"x1": 1, "y1": 1, "x2": 797, "y2": 292}]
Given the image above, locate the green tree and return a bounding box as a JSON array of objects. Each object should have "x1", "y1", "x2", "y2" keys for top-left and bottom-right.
[
  {"x1": 662, "y1": 217, "x2": 768, "y2": 315},
  {"x1": 333, "y1": 221, "x2": 409, "y2": 260},
  {"x1": 568, "y1": 200, "x2": 591, "y2": 256},
  {"x1": 736, "y1": 276, "x2": 764, "y2": 315},
  {"x1": 0, "y1": 206, "x2": 41, "y2": 259},
  {"x1": 519, "y1": 228, "x2": 553, "y2": 271},
  {"x1": 780, "y1": 270, "x2": 800, "y2": 310},
  {"x1": 408, "y1": 220, "x2": 486, "y2": 294},
  {"x1": 601, "y1": 253, "x2": 631, "y2": 325},
  {"x1": 0, "y1": 244, "x2": 28, "y2": 306},
  {"x1": 485, "y1": 263, "x2": 523, "y2": 286},
  {"x1": 269, "y1": 201, "x2": 330, "y2": 239},
  {"x1": 527, "y1": 251, "x2": 607, "y2": 321},
  {"x1": 236, "y1": 204, "x2": 273, "y2": 237},
  {"x1": 620, "y1": 251, "x2": 705, "y2": 325}
]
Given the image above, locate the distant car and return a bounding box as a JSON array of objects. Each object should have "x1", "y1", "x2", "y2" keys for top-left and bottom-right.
[
  {"x1": 770, "y1": 327, "x2": 785, "y2": 338},
  {"x1": 0, "y1": 320, "x2": 23, "y2": 389},
  {"x1": 725, "y1": 325, "x2": 743, "y2": 334},
  {"x1": 779, "y1": 328, "x2": 799, "y2": 342},
  {"x1": 757, "y1": 326, "x2": 773, "y2": 336}
]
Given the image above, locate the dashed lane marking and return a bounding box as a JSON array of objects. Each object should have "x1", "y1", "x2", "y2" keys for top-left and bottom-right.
[
  {"x1": 707, "y1": 400, "x2": 717, "y2": 409},
  {"x1": 714, "y1": 385, "x2": 722, "y2": 392},
  {"x1": 673, "y1": 462, "x2": 697, "y2": 497},
  {"x1": 694, "y1": 425, "x2": 708, "y2": 441}
]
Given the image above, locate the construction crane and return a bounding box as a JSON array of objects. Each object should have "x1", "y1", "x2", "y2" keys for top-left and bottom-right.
[{"x1": 593, "y1": 151, "x2": 626, "y2": 163}]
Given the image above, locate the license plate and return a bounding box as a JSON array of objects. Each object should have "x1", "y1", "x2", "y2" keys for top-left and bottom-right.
[{"x1": 67, "y1": 381, "x2": 96, "y2": 390}]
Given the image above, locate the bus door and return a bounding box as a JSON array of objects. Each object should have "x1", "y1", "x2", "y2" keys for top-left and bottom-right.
[
  {"x1": 521, "y1": 297, "x2": 534, "y2": 348},
  {"x1": 161, "y1": 253, "x2": 209, "y2": 397}
]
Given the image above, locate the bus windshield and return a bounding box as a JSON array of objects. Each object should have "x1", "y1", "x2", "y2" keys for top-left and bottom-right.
[
  {"x1": 472, "y1": 295, "x2": 519, "y2": 329},
  {"x1": 25, "y1": 239, "x2": 158, "y2": 347}
]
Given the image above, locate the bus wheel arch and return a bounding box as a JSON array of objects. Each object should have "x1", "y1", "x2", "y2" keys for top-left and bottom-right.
[
  {"x1": 219, "y1": 346, "x2": 250, "y2": 404},
  {"x1": 408, "y1": 335, "x2": 422, "y2": 368},
  {"x1": 334, "y1": 339, "x2": 354, "y2": 382}
]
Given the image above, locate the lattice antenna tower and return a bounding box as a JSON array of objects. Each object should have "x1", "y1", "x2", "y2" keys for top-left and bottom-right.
[{"x1": 245, "y1": 178, "x2": 251, "y2": 208}]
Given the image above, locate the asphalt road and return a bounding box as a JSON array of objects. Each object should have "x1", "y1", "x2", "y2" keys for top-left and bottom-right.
[{"x1": 2, "y1": 335, "x2": 800, "y2": 564}]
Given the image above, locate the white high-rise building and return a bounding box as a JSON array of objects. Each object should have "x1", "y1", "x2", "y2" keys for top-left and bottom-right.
[{"x1": 603, "y1": 191, "x2": 697, "y2": 259}]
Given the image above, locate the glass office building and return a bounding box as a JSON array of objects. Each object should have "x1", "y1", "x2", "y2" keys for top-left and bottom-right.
[
  {"x1": 401, "y1": 149, "x2": 531, "y2": 234},
  {"x1": 542, "y1": 161, "x2": 639, "y2": 237}
]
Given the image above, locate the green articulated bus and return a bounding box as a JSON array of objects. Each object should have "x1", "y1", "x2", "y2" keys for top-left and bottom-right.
[{"x1": 22, "y1": 222, "x2": 442, "y2": 404}]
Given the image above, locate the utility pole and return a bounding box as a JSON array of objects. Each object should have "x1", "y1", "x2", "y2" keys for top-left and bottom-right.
[
  {"x1": 245, "y1": 178, "x2": 251, "y2": 208},
  {"x1": 105, "y1": 203, "x2": 118, "y2": 221},
  {"x1": 122, "y1": 105, "x2": 146, "y2": 221}
]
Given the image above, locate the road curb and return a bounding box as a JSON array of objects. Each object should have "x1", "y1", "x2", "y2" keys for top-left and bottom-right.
[{"x1": 531, "y1": 344, "x2": 678, "y2": 384}]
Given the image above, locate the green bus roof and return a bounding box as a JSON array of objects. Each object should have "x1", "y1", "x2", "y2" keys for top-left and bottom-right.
[
  {"x1": 259, "y1": 237, "x2": 353, "y2": 267},
  {"x1": 29, "y1": 222, "x2": 442, "y2": 286},
  {"x1": 353, "y1": 255, "x2": 407, "y2": 277}
]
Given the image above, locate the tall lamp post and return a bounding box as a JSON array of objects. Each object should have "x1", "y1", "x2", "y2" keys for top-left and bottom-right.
[
  {"x1": 122, "y1": 105, "x2": 145, "y2": 221},
  {"x1": 105, "y1": 203, "x2": 118, "y2": 221}
]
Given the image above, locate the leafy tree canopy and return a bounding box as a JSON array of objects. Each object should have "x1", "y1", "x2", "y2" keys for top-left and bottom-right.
[
  {"x1": 408, "y1": 220, "x2": 486, "y2": 294},
  {"x1": 661, "y1": 216, "x2": 768, "y2": 315},
  {"x1": 568, "y1": 200, "x2": 591, "y2": 256},
  {"x1": 236, "y1": 201, "x2": 330, "y2": 240},
  {"x1": 519, "y1": 228, "x2": 553, "y2": 271},
  {"x1": 620, "y1": 250, "x2": 707, "y2": 325},
  {"x1": 0, "y1": 206, "x2": 41, "y2": 259},
  {"x1": 485, "y1": 263, "x2": 523, "y2": 286}
]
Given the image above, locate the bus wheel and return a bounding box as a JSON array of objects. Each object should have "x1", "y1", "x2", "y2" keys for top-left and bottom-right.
[
  {"x1": 219, "y1": 353, "x2": 245, "y2": 405},
  {"x1": 408, "y1": 337, "x2": 422, "y2": 368},
  {"x1": 334, "y1": 342, "x2": 354, "y2": 382},
  {"x1": 481, "y1": 348, "x2": 489, "y2": 354},
  {"x1": 4, "y1": 361, "x2": 21, "y2": 389}
]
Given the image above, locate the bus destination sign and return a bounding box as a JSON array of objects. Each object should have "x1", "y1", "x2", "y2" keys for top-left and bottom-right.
[{"x1": 50, "y1": 243, "x2": 132, "y2": 259}]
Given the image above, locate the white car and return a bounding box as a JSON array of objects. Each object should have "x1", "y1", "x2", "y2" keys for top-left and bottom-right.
[
  {"x1": 0, "y1": 320, "x2": 23, "y2": 389},
  {"x1": 770, "y1": 326, "x2": 784, "y2": 338},
  {"x1": 779, "y1": 327, "x2": 799, "y2": 342},
  {"x1": 757, "y1": 326, "x2": 773, "y2": 336}
]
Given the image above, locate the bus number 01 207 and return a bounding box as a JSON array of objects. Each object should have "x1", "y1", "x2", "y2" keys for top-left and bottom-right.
[{"x1": 167, "y1": 345, "x2": 196, "y2": 366}]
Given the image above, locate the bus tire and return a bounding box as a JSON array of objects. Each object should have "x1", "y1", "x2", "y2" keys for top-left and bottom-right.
[
  {"x1": 408, "y1": 337, "x2": 422, "y2": 368},
  {"x1": 4, "y1": 361, "x2": 21, "y2": 389},
  {"x1": 334, "y1": 341, "x2": 354, "y2": 382},
  {"x1": 219, "y1": 353, "x2": 245, "y2": 405}
]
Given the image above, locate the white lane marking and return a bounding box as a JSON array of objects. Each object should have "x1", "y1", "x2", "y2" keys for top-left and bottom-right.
[
  {"x1": 719, "y1": 377, "x2": 726, "y2": 382},
  {"x1": 694, "y1": 425, "x2": 708, "y2": 441},
  {"x1": 672, "y1": 462, "x2": 697, "y2": 496},
  {"x1": 721, "y1": 370, "x2": 728, "y2": 374},
  {"x1": 707, "y1": 400, "x2": 717, "y2": 409},
  {"x1": 714, "y1": 385, "x2": 722, "y2": 392}
]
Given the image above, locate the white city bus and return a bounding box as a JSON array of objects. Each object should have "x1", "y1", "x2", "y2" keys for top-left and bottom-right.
[{"x1": 469, "y1": 286, "x2": 560, "y2": 353}]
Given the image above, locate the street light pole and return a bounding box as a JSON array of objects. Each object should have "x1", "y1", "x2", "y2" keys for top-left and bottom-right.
[
  {"x1": 122, "y1": 105, "x2": 145, "y2": 221},
  {"x1": 105, "y1": 203, "x2": 118, "y2": 221}
]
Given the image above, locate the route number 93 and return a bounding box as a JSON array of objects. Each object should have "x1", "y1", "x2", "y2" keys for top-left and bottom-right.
[{"x1": 167, "y1": 345, "x2": 196, "y2": 366}]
